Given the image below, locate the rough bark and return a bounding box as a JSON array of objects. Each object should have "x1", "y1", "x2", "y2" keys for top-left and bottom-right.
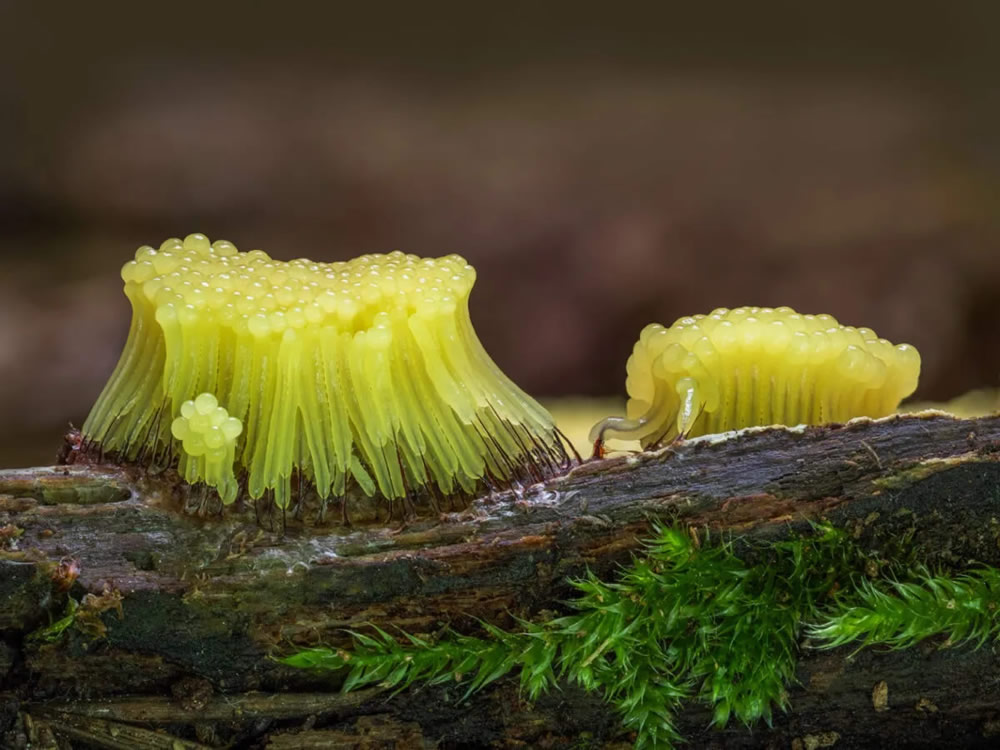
[{"x1": 3, "y1": 411, "x2": 1000, "y2": 748}]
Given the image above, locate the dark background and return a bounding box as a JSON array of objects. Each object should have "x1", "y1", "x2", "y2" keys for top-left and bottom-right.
[{"x1": 3, "y1": 3, "x2": 1000, "y2": 465}]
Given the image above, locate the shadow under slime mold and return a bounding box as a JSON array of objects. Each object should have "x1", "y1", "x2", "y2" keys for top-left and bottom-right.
[{"x1": 70, "y1": 234, "x2": 578, "y2": 526}]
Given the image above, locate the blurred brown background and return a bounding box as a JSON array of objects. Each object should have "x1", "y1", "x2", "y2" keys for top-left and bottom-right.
[{"x1": 2, "y1": 3, "x2": 1000, "y2": 466}]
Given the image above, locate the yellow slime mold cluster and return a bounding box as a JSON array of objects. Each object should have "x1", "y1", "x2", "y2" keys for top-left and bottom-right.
[
  {"x1": 591, "y1": 306, "x2": 921, "y2": 448},
  {"x1": 83, "y1": 234, "x2": 571, "y2": 509},
  {"x1": 170, "y1": 393, "x2": 243, "y2": 503}
]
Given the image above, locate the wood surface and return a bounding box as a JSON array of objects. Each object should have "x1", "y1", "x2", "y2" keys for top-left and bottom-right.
[{"x1": 3, "y1": 412, "x2": 1000, "y2": 748}]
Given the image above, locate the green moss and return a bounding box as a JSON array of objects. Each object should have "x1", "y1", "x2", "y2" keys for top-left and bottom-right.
[
  {"x1": 870, "y1": 457, "x2": 963, "y2": 491},
  {"x1": 280, "y1": 524, "x2": 1000, "y2": 749},
  {"x1": 810, "y1": 566, "x2": 1000, "y2": 650},
  {"x1": 25, "y1": 597, "x2": 78, "y2": 643}
]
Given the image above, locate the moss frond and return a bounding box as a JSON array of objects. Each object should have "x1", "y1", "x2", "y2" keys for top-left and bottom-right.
[
  {"x1": 280, "y1": 523, "x2": 869, "y2": 748},
  {"x1": 281, "y1": 522, "x2": 1000, "y2": 748},
  {"x1": 810, "y1": 566, "x2": 1000, "y2": 650}
]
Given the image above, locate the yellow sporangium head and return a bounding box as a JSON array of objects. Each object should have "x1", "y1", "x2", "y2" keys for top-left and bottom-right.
[
  {"x1": 170, "y1": 393, "x2": 243, "y2": 504},
  {"x1": 83, "y1": 234, "x2": 574, "y2": 512},
  {"x1": 591, "y1": 306, "x2": 920, "y2": 450}
]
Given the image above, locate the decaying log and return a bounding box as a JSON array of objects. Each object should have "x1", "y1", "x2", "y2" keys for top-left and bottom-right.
[{"x1": 3, "y1": 411, "x2": 1000, "y2": 748}]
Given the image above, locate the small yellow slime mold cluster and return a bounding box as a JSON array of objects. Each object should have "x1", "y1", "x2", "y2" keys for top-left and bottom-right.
[
  {"x1": 170, "y1": 393, "x2": 243, "y2": 503},
  {"x1": 83, "y1": 234, "x2": 570, "y2": 509},
  {"x1": 591, "y1": 306, "x2": 921, "y2": 448}
]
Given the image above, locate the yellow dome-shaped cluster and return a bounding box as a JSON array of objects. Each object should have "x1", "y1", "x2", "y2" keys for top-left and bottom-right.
[
  {"x1": 170, "y1": 393, "x2": 243, "y2": 503},
  {"x1": 84, "y1": 234, "x2": 571, "y2": 510},
  {"x1": 119, "y1": 234, "x2": 477, "y2": 337},
  {"x1": 591, "y1": 306, "x2": 921, "y2": 448}
]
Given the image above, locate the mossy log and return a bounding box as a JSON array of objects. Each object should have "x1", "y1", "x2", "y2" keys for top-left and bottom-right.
[{"x1": 3, "y1": 412, "x2": 1000, "y2": 748}]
